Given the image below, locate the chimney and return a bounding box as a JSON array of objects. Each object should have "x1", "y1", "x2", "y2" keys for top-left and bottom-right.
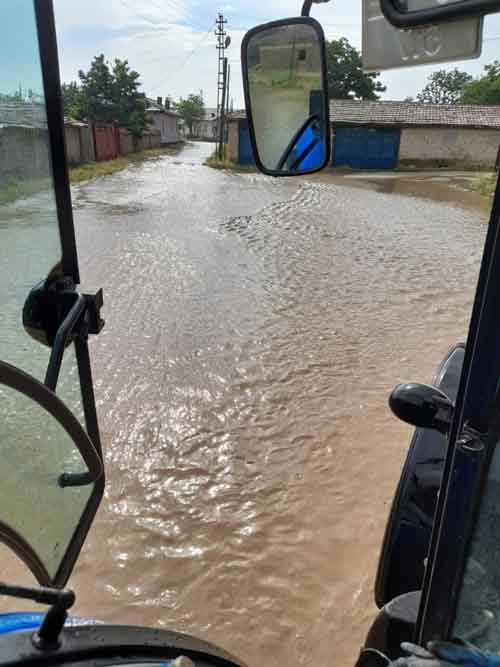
[{"x1": 157, "y1": 96, "x2": 163, "y2": 107}]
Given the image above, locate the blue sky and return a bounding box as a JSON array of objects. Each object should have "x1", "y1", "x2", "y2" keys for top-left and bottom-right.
[
  {"x1": 0, "y1": 0, "x2": 45, "y2": 97},
  {"x1": 51, "y1": 0, "x2": 500, "y2": 108}
]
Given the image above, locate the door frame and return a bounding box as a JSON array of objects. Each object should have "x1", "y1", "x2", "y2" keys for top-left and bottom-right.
[
  {"x1": 35, "y1": 0, "x2": 80, "y2": 283},
  {"x1": 416, "y1": 172, "x2": 500, "y2": 642}
]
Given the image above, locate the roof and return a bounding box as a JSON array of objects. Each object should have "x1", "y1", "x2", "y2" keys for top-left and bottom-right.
[
  {"x1": 146, "y1": 99, "x2": 179, "y2": 117},
  {"x1": 227, "y1": 101, "x2": 500, "y2": 130},
  {"x1": 329, "y1": 100, "x2": 500, "y2": 130}
]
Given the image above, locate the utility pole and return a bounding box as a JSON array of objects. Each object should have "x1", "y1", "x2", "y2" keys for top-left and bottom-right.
[
  {"x1": 215, "y1": 12, "x2": 230, "y2": 158},
  {"x1": 218, "y1": 57, "x2": 228, "y2": 160}
]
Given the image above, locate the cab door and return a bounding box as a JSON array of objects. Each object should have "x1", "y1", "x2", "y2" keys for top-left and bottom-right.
[
  {"x1": 0, "y1": 0, "x2": 104, "y2": 586},
  {"x1": 416, "y1": 173, "x2": 500, "y2": 649}
]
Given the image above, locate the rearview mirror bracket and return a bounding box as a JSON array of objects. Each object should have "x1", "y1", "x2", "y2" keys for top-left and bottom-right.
[{"x1": 381, "y1": 0, "x2": 500, "y2": 28}]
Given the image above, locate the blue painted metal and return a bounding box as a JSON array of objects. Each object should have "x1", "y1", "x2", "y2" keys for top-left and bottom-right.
[
  {"x1": 0, "y1": 613, "x2": 44, "y2": 636},
  {"x1": 0, "y1": 613, "x2": 100, "y2": 636},
  {"x1": 238, "y1": 121, "x2": 255, "y2": 166},
  {"x1": 333, "y1": 127, "x2": 400, "y2": 170}
]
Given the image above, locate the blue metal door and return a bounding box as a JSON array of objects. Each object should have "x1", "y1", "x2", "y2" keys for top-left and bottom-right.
[
  {"x1": 333, "y1": 127, "x2": 400, "y2": 170},
  {"x1": 238, "y1": 121, "x2": 255, "y2": 165}
]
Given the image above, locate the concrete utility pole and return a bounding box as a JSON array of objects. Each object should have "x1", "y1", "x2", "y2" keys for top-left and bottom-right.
[
  {"x1": 218, "y1": 57, "x2": 228, "y2": 160},
  {"x1": 215, "y1": 12, "x2": 230, "y2": 158}
]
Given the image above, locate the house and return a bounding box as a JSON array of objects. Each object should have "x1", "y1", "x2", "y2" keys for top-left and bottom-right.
[
  {"x1": 146, "y1": 97, "x2": 181, "y2": 145},
  {"x1": 227, "y1": 100, "x2": 500, "y2": 170},
  {"x1": 192, "y1": 107, "x2": 218, "y2": 142}
]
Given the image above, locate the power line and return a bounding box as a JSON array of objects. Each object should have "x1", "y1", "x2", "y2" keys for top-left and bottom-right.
[{"x1": 148, "y1": 28, "x2": 213, "y2": 94}]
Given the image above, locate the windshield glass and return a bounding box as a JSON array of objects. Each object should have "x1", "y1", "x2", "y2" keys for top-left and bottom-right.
[
  {"x1": 453, "y1": 439, "x2": 500, "y2": 650},
  {"x1": 0, "y1": 0, "x2": 62, "y2": 382},
  {"x1": 0, "y1": 374, "x2": 95, "y2": 583}
]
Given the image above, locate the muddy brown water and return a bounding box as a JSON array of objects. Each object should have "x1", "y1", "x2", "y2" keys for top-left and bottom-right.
[{"x1": 0, "y1": 142, "x2": 490, "y2": 665}]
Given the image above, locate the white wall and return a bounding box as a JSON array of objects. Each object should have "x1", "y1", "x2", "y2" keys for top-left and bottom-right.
[
  {"x1": 149, "y1": 112, "x2": 179, "y2": 144},
  {"x1": 399, "y1": 127, "x2": 500, "y2": 167}
]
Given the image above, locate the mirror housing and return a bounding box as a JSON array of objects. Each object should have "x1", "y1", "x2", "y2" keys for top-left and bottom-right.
[
  {"x1": 381, "y1": 0, "x2": 500, "y2": 28},
  {"x1": 389, "y1": 383, "x2": 454, "y2": 435},
  {"x1": 241, "y1": 17, "x2": 331, "y2": 176}
]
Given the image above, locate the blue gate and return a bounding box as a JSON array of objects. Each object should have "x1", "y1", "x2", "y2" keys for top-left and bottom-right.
[
  {"x1": 333, "y1": 127, "x2": 400, "y2": 170},
  {"x1": 238, "y1": 121, "x2": 255, "y2": 165}
]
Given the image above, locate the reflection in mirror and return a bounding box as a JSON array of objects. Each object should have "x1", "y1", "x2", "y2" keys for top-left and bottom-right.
[
  {"x1": 243, "y1": 20, "x2": 329, "y2": 175},
  {"x1": 0, "y1": 363, "x2": 102, "y2": 586}
]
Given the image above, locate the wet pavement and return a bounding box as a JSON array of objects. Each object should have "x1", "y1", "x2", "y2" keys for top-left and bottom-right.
[{"x1": 0, "y1": 142, "x2": 490, "y2": 666}]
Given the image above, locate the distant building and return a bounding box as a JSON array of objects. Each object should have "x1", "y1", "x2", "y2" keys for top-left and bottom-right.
[
  {"x1": 146, "y1": 97, "x2": 181, "y2": 145},
  {"x1": 227, "y1": 100, "x2": 500, "y2": 170},
  {"x1": 192, "y1": 107, "x2": 218, "y2": 142}
]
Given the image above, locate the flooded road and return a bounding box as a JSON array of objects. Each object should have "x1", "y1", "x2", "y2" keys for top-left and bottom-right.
[{"x1": 0, "y1": 142, "x2": 490, "y2": 665}]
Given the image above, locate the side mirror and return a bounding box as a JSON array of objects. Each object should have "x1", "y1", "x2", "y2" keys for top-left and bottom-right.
[
  {"x1": 0, "y1": 361, "x2": 104, "y2": 587},
  {"x1": 389, "y1": 382, "x2": 454, "y2": 435},
  {"x1": 241, "y1": 17, "x2": 331, "y2": 176},
  {"x1": 381, "y1": 0, "x2": 500, "y2": 28}
]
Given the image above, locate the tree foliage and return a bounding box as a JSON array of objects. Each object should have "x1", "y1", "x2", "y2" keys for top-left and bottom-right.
[
  {"x1": 63, "y1": 55, "x2": 149, "y2": 137},
  {"x1": 417, "y1": 68, "x2": 473, "y2": 105},
  {"x1": 326, "y1": 38, "x2": 386, "y2": 100},
  {"x1": 175, "y1": 93, "x2": 205, "y2": 136},
  {"x1": 461, "y1": 61, "x2": 500, "y2": 105}
]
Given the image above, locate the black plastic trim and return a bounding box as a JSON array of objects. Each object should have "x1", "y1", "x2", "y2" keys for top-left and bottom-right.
[
  {"x1": 0, "y1": 625, "x2": 244, "y2": 667},
  {"x1": 241, "y1": 16, "x2": 331, "y2": 177},
  {"x1": 381, "y1": 0, "x2": 500, "y2": 28},
  {"x1": 34, "y1": 0, "x2": 80, "y2": 284}
]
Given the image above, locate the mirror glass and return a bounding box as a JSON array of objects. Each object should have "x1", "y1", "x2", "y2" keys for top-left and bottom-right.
[
  {"x1": 0, "y1": 0, "x2": 63, "y2": 383},
  {"x1": 0, "y1": 364, "x2": 102, "y2": 585},
  {"x1": 244, "y1": 21, "x2": 329, "y2": 175}
]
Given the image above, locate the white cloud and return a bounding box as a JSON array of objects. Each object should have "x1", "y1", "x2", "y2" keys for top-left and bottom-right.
[{"x1": 53, "y1": 0, "x2": 500, "y2": 108}]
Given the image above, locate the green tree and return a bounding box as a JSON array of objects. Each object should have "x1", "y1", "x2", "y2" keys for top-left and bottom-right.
[
  {"x1": 63, "y1": 55, "x2": 149, "y2": 137},
  {"x1": 326, "y1": 38, "x2": 386, "y2": 100},
  {"x1": 61, "y1": 81, "x2": 85, "y2": 118},
  {"x1": 462, "y1": 61, "x2": 500, "y2": 105},
  {"x1": 111, "y1": 59, "x2": 148, "y2": 137},
  {"x1": 417, "y1": 68, "x2": 473, "y2": 105},
  {"x1": 176, "y1": 93, "x2": 205, "y2": 136},
  {"x1": 78, "y1": 54, "x2": 115, "y2": 123}
]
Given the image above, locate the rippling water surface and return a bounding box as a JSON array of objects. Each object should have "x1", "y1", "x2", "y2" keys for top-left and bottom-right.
[{"x1": 0, "y1": 142, "x2": 489, "y2": 666}]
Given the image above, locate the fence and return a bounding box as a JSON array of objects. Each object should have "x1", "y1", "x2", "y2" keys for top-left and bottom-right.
[
  {"x1": 92, "y1": 124, "x2": 119, "y2": 162},
  {"x1": 0, "y1": 125, "x2": 51, "y2": 182},
  {"x1": 65, "y1": 122, "x2": 95, "y2": 165}
]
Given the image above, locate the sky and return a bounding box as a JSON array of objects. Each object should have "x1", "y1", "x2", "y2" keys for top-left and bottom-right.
[{"x1": 47, "y1": 0, "x2": 500, "y2": 108}]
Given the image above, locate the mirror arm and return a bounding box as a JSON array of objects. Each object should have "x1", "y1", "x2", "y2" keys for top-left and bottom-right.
[
  {"x1": 0, "y1": 581, "x2": 75, "y2": 651},
  {"x1": 301, "y1": 0, "x2": 332, "y2": 17},
  {"x1": 44, "y1": 294, "x2": 87, "y2": 391}
]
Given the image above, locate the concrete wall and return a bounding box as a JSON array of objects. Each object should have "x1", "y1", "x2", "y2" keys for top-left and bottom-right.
[
  {"x1": 0, "y1": 126, "x2": 51, "y2": 182},
  {"x1": 399, "y1": 127, "x2": 500, "y2": 167},
  {"x1": 64, "y1": 124, "x2": 95, "y2": 165},
  {"x1": 227, "y1": 120, "x2": 239, "y2": 163},
  {"x1": 150, "y1": 112, "x2": 179, "y2": 144}
]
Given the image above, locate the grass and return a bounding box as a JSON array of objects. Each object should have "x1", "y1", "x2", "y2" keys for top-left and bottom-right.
[
  {"x1": 0, "y1": 178, "x2": 52, "y2": 206},
  {"x1": 204, "y1": 147, "x2": 256, "y2": 172},
  {"x1": 473, "y1": 172, "x2": 497, "y2": 200},
  {"x1": 69, "y1": 145, "x2": 182, "y2": 184}
]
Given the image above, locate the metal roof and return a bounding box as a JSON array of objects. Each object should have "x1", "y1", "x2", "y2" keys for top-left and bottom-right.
[
  {"x1": 329, "y1": 99, "x2": 500, "y2": 130},
  {"x1": 227, "y1": 101, "x2": 500, "y2": 130}
]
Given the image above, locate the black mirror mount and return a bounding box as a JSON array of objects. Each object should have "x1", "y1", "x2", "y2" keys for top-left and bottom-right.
[
  {"x1": 301, "y1": 0, "x2": 332, "y2": 17},
  {"x1": 380, "y1": 0, "x2": 500, "y2": 29}
]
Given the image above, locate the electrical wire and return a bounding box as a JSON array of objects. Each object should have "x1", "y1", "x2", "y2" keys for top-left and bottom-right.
[{"x1": 148, "y1": 27, "x2": 214, "y2": 93}]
